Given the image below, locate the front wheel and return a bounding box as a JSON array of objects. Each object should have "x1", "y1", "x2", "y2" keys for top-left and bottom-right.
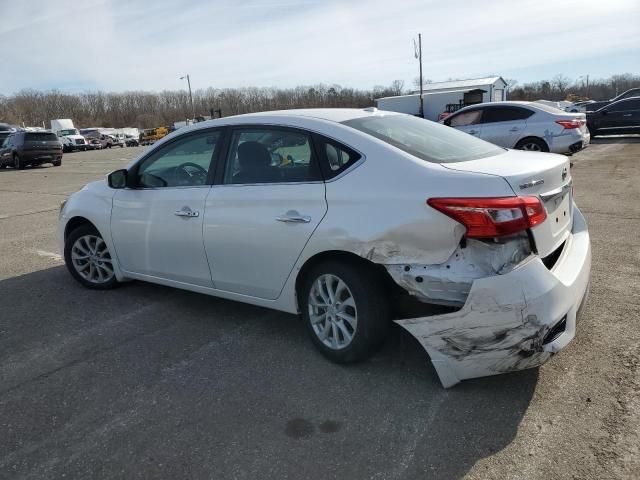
[
  {"x1": 300, "y1": 261, "x2": 390, "y2": 363},
  {"x1": 64, "y1": 224, "x2": 119, "y2": 289},
  {"x1": 13, "y1": 154, "x2": 24, "y2": 170},
  {"x1": 515, "y1": 137, "x2": 549, "y2": 152}
]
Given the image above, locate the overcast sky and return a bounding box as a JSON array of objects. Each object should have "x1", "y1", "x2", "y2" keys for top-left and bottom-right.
[{"x1": 1, "y1": 0, "x2": 638, "y2": 94}]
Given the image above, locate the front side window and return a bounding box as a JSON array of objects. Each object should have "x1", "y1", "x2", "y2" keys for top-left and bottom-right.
[
  {"x1": 344, "y1": 114, "x2": 504, "y2": 163},
  {"x1": 136, "y1": 130, "x2": 221, "y2": 188},
  {"x1": 447, "y1": 109, "x2": 482, "y2": 127},
  {"x1": 224, "y1": 128, "x2": 321, "y2": 184},
  {"x1": 614, "y1": 99, "x2": 640, "y2": 112}
]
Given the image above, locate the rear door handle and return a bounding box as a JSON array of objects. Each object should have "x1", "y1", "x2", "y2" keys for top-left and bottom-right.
[
  {"x1": 623, "y1": 114, "x2": 632, "y2": 117},
  {"x1": 468, "y1": 129, "x2": 478, "y2": 135},
  {"x1": 174, "y1": 206, "x2": 199, "y2": 218},
  {"x1": 509, "y1": 127, "x2": 520, "y2": 132},
  {"x1": 276, "y1": 214, "x2": 311, "y2": 223}
]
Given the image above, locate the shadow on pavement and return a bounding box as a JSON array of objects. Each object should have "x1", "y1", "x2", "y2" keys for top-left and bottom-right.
[{"x1": 0, "y1": 266, "x2": 538, "y2": 479}]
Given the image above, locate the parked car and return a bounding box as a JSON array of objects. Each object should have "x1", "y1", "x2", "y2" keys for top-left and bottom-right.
[
  {"x1": 586, "y1": 97, "x2": 640, "y2": 136},
  {"x1": 585, "y1": 88, "x2": 640, "y2": 112},
  {"x1": 0, "y1": 131, "x2": 12, "y2": 144},
  {"x1": 0, "y1": 131, "x2": 62, "y2": 169},
  {"x1": 125, "y1": 135, "x2": 139, "y2": 147},
  {"x1": 59, "y1": 109, "x2": 591, "y2": 388},
  {"x1": 442, "y1": 101, "x2": 590, "y2": 154},
  {"x1": 86, "y1": 138, "x2": 103, "y2": 150}
]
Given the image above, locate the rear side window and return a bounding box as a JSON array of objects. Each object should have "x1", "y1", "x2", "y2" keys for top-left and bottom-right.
[
  {"x1": 25, "y1": 132, "x2": 58, "y2": 142},
  {"x1": 342, "y1": 114, "x2": 504, "y2": 163},
  {"x1": 319, "y1": 138, "x2": 361, "y2": 179},
  {"x1": 481, "y1": 107, "x2": 534, "y2": 123},
  {"x1": 447, "y1": 109, "x2": 482, "y2": 127}
]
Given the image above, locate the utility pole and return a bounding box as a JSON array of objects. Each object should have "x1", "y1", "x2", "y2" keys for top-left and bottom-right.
[
  {"x1": 586, "y1": 74, "x2": 589, "y2": 98},
  {"x1": 414, "y1": 34, "x2": 424, "y2": 118},
  {"x1": 180, "y1": 74, "x2": 195, "y2": 122}
]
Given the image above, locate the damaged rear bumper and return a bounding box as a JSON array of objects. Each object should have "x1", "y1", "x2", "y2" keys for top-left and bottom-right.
[{"x1": 395, "y1": 206, "x2": 591, "y2": 388}]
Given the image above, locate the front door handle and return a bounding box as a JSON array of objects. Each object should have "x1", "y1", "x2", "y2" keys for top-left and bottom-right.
[
  {"x1": 468, "y1": 129, "x2": 478, "y2": 135},
  {"x1": 509, "y1": 127, "x2": 520, "y2": 132},
  {"x1": 623, "y1": 114, "x2": 632, "y2": 117},
  {"x1": 174, "y1": 206, "x2": 199, "y2": 218},
  {"x1": 276, "y1": 213, "x2": 311, "y2": 223}
]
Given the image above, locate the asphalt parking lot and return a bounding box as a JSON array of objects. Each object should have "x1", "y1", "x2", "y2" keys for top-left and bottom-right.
[{"x1": 1, "y1": 139, "x2": 639, "y2": 480}]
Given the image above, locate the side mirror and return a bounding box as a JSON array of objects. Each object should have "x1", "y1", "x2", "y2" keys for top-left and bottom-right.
[{"x1": 108, "y1": 169, "x2": 128, "y2": 189}]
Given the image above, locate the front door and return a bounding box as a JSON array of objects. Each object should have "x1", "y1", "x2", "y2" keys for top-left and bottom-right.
[
  {"x1": 110, "y1": 129, "x2": 223, "y2": 287},
  {"x1": 204, "y1": 126, "x2": 327, "y2": 300}
]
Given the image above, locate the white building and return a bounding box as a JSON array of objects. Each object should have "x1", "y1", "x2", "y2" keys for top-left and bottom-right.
[{"x1": 376, "y1": 76, "x2": 508, "y2": 121}]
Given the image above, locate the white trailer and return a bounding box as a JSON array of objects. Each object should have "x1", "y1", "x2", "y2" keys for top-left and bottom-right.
[{"x1": 376, "y1": 76, "x2": 509, "y2": 121}]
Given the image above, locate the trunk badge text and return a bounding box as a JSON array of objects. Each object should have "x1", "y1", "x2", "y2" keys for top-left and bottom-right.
[{"x1": 519, "y1": 179, "x2": 545, "y2": 190}]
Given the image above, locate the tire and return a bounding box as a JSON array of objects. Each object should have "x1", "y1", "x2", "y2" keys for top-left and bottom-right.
[
  {"x1": 300, "y1": 260, "x2": 390, "y2": 363},
  {"x1": 13, "y1": 154, "x2": 24, "y2": 170},
  {"x1": 515, "y1": 137, "x2": 549, "y2": 152},
  {"x1": 52, "y1": 160, "x2": 61, "y2": 167},
  {"x1": 64, "y1": 224, "x2": 119, "y2": 290}
]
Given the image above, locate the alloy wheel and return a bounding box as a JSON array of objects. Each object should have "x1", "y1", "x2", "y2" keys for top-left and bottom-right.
[
  {"x1": 521, "y1": 142, "x2": 542, "y2": 151},
  {"x1": 71, "y1": 235, "x2": 114, "y2": 284},
  {"x1": 308, "y1": 274, "x2": 357, "y2": 350}
]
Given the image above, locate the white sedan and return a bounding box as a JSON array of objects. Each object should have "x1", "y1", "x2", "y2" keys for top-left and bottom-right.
[
  {"x1": 59, "y1": 109, "x2": 591, "y2": 387},
  {"x1": 443, "y1": 101, "x2": 590, "y2": 155}
]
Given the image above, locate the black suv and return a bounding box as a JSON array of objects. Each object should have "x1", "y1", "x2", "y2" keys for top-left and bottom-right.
[{"x1": 0, "y1": 131, "x2": 63, "y2": 169}]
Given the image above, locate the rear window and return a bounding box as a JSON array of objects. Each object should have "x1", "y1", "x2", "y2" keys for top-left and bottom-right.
[
  {"x1": 342, "y1": 114, "x2": 504, "y2": 163},
  {"x1": 25, "y1": 132, "x2": 58, "y2": 142}
]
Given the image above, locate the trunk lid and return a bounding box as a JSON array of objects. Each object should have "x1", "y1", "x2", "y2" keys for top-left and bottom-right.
[{"x1": 443, "y1": 149, "x2": 573, "y2": 257}]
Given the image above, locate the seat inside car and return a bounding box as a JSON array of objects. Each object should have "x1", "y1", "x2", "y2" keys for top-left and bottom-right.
[{"x1": 233, "y1": 141, "x2": 278, "y2": 184}]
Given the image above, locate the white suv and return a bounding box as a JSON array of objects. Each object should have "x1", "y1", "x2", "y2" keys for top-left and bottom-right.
[{"x1": 443, "y1": 101, "x2": 590, "y2": 155}]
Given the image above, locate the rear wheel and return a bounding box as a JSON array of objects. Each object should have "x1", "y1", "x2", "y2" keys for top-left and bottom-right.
[
  {"x1": 52, "y1": 160, "x2": 61, "y2": 166},
  {"x1": 13, "y1": 154, "x2": 24, "y2": 170},
  {"x1": 64, "y1": 224, "x2": 118, "y2": 290},
  {"x1": 515, "y1": 137, "x2": 549, "y2": 152},
  {"x1": 300, "y1": 261, "x2": 390, "y2": 363}
]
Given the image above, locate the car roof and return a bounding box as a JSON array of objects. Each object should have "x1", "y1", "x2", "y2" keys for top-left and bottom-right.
[{"x1": 226, "y1": 107, "x2": 397, "y2": 123}]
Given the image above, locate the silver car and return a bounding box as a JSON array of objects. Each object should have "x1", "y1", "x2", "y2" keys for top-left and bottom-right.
[{"x1": 443, "y1": 101, "x2": 590, "y2": 154}]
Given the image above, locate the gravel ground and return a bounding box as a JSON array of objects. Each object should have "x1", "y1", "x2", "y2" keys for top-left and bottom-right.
[{"x1": 0, "y1": 139, "x2": 638, "y2": 479}]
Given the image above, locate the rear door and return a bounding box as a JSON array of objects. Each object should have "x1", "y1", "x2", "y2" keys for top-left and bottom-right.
[
  {"x1": 479, "y1": 106, "x2": 534, "y2": 148},
  {"x1": 445, "y1": 108, "x2": 483, "y2": 138},
  {"x1": 204, "y1": 126, "x2": 327, "y2": 299}
]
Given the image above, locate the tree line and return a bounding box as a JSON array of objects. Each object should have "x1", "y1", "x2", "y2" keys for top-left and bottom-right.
[
  {"x1": 1, "y1": 74, "x2": 638, "y2": 129},
  {"x1": 0, "y1": 82, "x2": 404, "y2": 129},
  {"x1": 506, "y1": 73, "x2": 640, "y2": 102}
]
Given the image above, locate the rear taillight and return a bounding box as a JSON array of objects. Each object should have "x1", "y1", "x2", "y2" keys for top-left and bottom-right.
[
  {"x1": 555, "y1": 119, "x2": 584, "y2": 129},
  {"x1": 427, "y1": 196, "x2": 547, "y2": 238}
]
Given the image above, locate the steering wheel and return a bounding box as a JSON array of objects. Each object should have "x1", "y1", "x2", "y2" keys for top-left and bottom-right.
[{"x1": 175, "y1": 162, "x2": 208, "y2": 185}]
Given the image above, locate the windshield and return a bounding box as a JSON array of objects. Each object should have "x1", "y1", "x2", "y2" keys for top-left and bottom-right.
[
  {"x1": 342, "y1": 114, "x2": 504, "y2": 163},
  {"x1": 58, "y1": 128, "x2": 79, "y2": 136}
]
